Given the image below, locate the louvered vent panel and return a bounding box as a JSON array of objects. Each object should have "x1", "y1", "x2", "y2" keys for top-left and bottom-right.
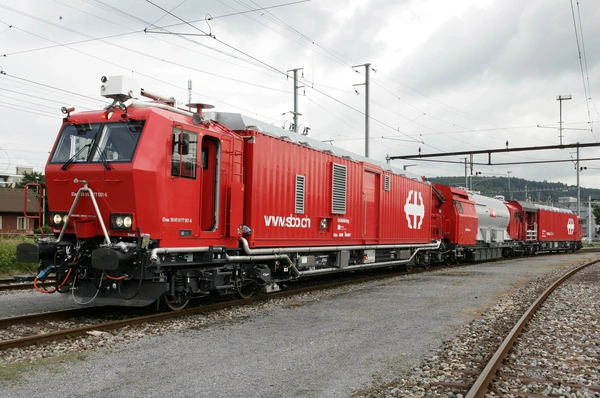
[
  {"x1": 384, "y1": 175, "x2": 390, "y2": 191},
  {"x1": 331, "y1": 163, "x2": 347, "y2": 214},
  {"x1": 295, "y1": 175, "x2": 305, "y2": 214}
]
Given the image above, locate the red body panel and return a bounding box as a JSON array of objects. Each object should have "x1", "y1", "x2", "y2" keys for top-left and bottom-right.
[
  {"x1": 537, "y1": 209, "x2": 581, "y2": 241},
  {"x1": 504, "y1": 202, "x2": 520, "y2": 240},
  {"x1": 434, "y1": 184, "x2": 477, "y2": 246},
  {"x1": 46, "y1": 107, "x2": 244, "y2": 249},
  {"x1": 242, "y1": 131, "x2": 434, "y2": 248},
  {"x1": 506, "y1": 200, "x2": 536, "y2": 242}
]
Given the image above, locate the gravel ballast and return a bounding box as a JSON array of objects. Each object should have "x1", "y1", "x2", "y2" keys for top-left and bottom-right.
[{"x1": 1, "y1": 252, "x2": 598, "y2": 398}]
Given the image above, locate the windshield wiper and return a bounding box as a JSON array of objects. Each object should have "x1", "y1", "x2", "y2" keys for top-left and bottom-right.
[
  {"x1": 93, "y1": 146, "x2": 112, "y2": 170},
  {"x1": 61, "y1": 144, "x2": 91, "y2": 171}
]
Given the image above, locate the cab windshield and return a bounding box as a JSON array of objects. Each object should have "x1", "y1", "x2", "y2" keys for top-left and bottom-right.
[{"x1": 50, "y1": 121, "x2": 144, "y2": 164}]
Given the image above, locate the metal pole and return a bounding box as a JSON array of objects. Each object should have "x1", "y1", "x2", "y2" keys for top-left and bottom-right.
[
  {"x1": 507, "y1": 171, "x2": 512, "y2": 200},
  {"x1": 187, "y1": 79, "x2": 192, "y2": 112},
  {"x1": 588, "y1": 196, "x2": 592, "y2": 245},
  {"x1": 293, "y1": 69, "x2": 298, "y2": 133},
  {"x1": 577, "y1": 144, "x2": 580, "y2": 218},
  {"x1": 464, "y1": 158, "x2": 468, "y2": 188},
  {"x1": 556, "y1": 94, "x2": 572, "y2": 146},
  {"x1": 287, "y1": 68, "x2": 304, "y2": 134},
  {"x1": 559, "y1": 98, "x2": 563, "y2": 146},
  {"x1": 365, "y1": 64, "x2": 370, "y2": 158},
  {"x1": 352, "y1": 63, "x2": 371, "y2": 158}
]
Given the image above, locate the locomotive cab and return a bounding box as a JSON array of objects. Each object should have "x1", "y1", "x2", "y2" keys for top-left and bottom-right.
[{"x1": 17, "y1": 76, "x2": 246, "y2": 308}]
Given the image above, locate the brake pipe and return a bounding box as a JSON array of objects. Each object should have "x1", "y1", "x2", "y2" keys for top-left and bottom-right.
[
  {"x1": 34, "y1": 277, "x2": 56, "y2": 293},
  {"x1": 33, "y1": 264, "x2": 56, "y2": 293}
]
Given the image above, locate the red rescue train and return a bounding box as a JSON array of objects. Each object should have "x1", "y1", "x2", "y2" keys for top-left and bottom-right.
[{"x1": 17, "y1": 76, "x2": 583, "y2": 309}]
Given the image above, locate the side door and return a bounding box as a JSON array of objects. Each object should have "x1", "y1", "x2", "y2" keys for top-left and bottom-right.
[
  {"x1": 363, "y1": 170, "x2": 380, "y2": 240},
  {"x1": 169, "y1": 126, "x2": 200, "y2": 239}
]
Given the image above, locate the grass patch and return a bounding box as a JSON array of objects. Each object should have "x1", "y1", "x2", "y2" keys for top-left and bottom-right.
[
  {"x1": 0, "y1": 235, "x2": 38, "y2": 277},
  {"x1": 0, "y1": 351, "x2": 89, "y2": 384}
]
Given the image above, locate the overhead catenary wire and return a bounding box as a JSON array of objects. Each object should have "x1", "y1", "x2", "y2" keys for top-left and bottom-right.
[
  {"x1": 3, "y1": 1, "x2": 515, "y2": 161},
  {"x1": 570, "y1": 0, "x2": 596, "y2": 142},
  {"x1": 1, "y1": 1, "x2": 598, "y2": 184},
  {"x1": 147, "y1": 0, "x2": 501, "y2": 149}
]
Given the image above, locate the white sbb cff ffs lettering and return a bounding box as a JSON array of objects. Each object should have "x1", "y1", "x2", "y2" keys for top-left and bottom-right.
[
  {"x1": 404, "y1": 190, "x2": 425, "y2": 230},
  {"x1": 264, "y1": 214, "x2": 311, "y2": 228}
]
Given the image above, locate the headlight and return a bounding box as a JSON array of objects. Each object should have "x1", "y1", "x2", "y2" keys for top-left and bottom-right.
[
  {"x1": 111, "y1": 213, "x2": 133, "y2": 230},
  {"x1": 51, "y1": 213, "x2": 69, "y2": 226}
]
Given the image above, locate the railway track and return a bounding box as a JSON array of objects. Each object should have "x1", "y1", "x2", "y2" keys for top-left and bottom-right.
[
  {"x1": 0, "y1": 264, "x2": 440, "y2": 352},
  {"x1": 466, "y1": 259, "x2": 600, "y2": 397},
  {"x1": 354, "y1": 256, "x2": 600, "y2": 397},
  {"x1": 0, "y1": 277, "x2": 56, "y2": 293},
  {"x1": 390, "y1": 258, "x2": 600, "y2": 397}
]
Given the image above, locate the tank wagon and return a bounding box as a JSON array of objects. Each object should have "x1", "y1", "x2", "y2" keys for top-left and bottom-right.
[
  {"x1": 433, "y1": 184, "x2": 582, "y2": 262},
  {"x1": 17, "y1": 76, "x2": 447, "y2": 309}
]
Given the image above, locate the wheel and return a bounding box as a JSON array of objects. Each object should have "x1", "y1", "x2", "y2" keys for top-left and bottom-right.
[
  {"x1": 443, "y1": 254, "x2": 451, "y2": 266},
  {"x1": 423, "y1": 261, "x2": 431, "y2": 270},
  {"x1": 237, "y1": 280, "x2": 256, "y2": 299},
  {"x1": 440, "y1": 245, "x2": 451, "y2": 266},
  {"x1": 163, "y1": 294, "x2": 189, "y2": 311},
  {"x1": 405, "y1": 263, "x2": 414, "y2": 272}
]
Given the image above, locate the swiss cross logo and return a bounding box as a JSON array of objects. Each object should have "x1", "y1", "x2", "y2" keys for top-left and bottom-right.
[
  {"x1": 489, "y1": 208, "x2": 496, "y2": 218},
  {"x1": 567, "y1": 218, "x2": 575, "y2": 235},
  {"x1": 404, "y1": 190, "x2": 425, "y2": 229}
]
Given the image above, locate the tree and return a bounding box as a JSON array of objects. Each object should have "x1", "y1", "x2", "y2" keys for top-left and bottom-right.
[
  {"x1": 15, "y1": 171, "x2": 46, "y2": 190},
  {"x1": 593, "y1": 204, "x2": 600, "y2": 226}
]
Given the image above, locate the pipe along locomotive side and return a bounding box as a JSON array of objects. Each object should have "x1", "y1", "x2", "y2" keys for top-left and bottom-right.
[{"x1": 16, "y1": 76, "x2": 583, "y2": 310}]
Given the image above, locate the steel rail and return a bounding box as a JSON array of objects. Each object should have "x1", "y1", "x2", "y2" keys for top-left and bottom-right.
[
  {"x1": 0, "y1": 277, "x2": 56, "y2": 292},
  {"x1": 0, "y1": 265, "x2": 441, "y2": 351},
  {"x1": 0, "y1": 277, "x2": 56, "y2": 284},
  {"x1": 465, "y1": 258, "x2": 600, "y2": 398},
  {"x1": 0, "y1": 283, "x2": 35, "y2": 292},
  {"x1": 0, "y1": 307, "x2": 111, "y2": 329}
]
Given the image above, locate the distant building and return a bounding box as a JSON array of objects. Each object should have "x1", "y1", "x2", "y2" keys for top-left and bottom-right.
[
  {"x1": 0, "y1": 166, "x2": 34, "y2": 188},
  {"x1": 0, "y1": 188, "x2": 39, "y2": 234}
]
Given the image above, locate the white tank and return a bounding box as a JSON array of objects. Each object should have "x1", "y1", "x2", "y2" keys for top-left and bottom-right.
[{"x1": 468, "y1": 192, "x2": 512, "y2": 244}]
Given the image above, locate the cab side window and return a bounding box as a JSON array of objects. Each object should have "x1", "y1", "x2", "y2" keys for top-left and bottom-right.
[{"x1": 171, "y1": 128, "x2": 198, "y2": 179}]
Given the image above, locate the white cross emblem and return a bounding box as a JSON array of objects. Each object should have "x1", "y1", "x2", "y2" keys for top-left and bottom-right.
[
  {"x1": 567, "y1": 218, "x2": 575, "y2": 235},
  {"x1": 404, "y1": 190, "x2": 425, "y2": 230}
]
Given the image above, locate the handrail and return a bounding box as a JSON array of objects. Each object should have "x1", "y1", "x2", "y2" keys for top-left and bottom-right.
[{"x1": 22, "y1": 183, "x2": 44, "y2": 237}]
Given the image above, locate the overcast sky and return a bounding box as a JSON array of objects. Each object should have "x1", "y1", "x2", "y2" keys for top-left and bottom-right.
[{"x1": 1, "y1": 0, "x2": 599, "y2": 194}]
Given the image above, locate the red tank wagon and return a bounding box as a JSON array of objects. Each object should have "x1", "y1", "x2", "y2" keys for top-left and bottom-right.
[{"x1": 17, "y1": 76, "x2": 444, "y2": 309}]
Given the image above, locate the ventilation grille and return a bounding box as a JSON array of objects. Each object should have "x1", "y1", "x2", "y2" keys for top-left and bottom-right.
[
  {"x1": 384, "y1": 175, "x2": 390, "y2": 191},
  {"x1": 295, "y1": 175, "x2": 305, "y2": 214},
  {"x1": 331, "y1": 163, "x2": 347, "y2": 214}
]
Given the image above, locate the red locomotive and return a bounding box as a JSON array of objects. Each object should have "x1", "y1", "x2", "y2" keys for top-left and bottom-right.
[{"x1": 17, "y1": 76, "x2": 582, "y2": 309}]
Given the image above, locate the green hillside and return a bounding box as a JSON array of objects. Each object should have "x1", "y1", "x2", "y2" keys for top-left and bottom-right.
[{"x1": 428, "y1": 176, "x2": 600, "y2": 204}]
